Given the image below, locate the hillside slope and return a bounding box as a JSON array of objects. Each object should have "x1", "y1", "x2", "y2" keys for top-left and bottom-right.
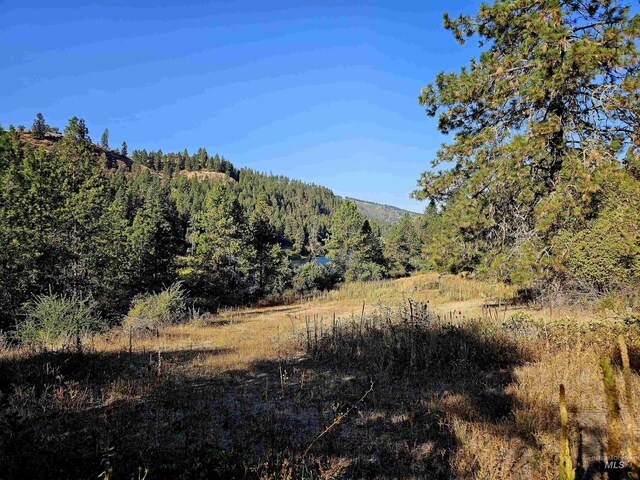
[
  {"x1": 178, "y1": 169, "x2": 236, "y2": 183},
  {"x1": 18, "y1": 128, "x2": 415, "y2": 235},
  {"x1": 19, "y1": 131, "x2": 134, "y2": 170},
  {"x1": 347, "y1": 197, "x2": 418, "y2": 226}
]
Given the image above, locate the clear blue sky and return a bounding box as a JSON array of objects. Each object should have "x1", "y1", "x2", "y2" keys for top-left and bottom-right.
[{"x1": 1, "y1": 0, "x2": 483, "y2": 213}]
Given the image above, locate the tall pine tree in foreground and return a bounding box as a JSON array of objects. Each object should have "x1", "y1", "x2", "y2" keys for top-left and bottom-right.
[{"x1": 415, "y1": 0, "x2": 640, "y2": 287}]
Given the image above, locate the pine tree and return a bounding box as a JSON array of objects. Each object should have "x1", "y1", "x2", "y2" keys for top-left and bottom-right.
[
  {"x1": 212, "y1": 153, "x2": 221, "y2": 171},
  {"x1": 196, "y1": 147, "x2": 208, "y2": 170},
  {"x1": 121, "y1": 141, "x2": 128, "y2": 156},
  {"x1": 345, "y1": 220, "x2": 387, "y2": 281},
  {"x1": 385, "y1": 213, "x2": 422, "y2": 277},
  {"x1": 414, "y1": 0, "x2": 640, "y2": 283},
  {"x1": 179, "y1": 185, "x2": 254, "y2": 308},
  {"x1": 128, "y1": 181, "x2": 180, "y2": 293},
  {"x1": 100, "y1": 128, "x2": 109, "y2": 149},
  {"x1": 325, "y1": 201, "x2": 365, "y2": 273},
  {"x1": 31, "y1": 113, "x2": 47, "y2": 139},
  {"x1": 292, "y1": 224, "x2": 306, "y2": 255},
  {"x1": 249, "y1": 195, "x2": 292, "y2": 295},
  {"x1": 0, "y1": 130, "x2": 66, "y2": 326},
  {"x1": 326, "y1": 201, "x2": 387, "y2": 281}
]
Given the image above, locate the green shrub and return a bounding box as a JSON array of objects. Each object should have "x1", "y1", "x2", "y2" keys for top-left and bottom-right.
[
  {"x1": 123, "y1": 283, "x2": 187, "y2": 334},
  {"x1": 15, "y1": 293, "x2": 104, "y2": 350},
  {"x1": 345, "y1": 260, "x2": 387, "y2": 282},
  {"x1": 293, "y1": 263, "x2": 336, "y2": 295},
  {"x1": 0, "y1": 330, "x2": 10, "y2": 350}
]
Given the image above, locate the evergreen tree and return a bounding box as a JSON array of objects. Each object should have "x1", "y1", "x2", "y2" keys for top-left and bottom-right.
[
  {"x1": 121, "y1": 141, "x2": 128, "y2": 156},
  {"x1": 325, "y1": 201, "x2": 364, "y2": 272},
  {"x1": 31, "y1": 113, "x2": 47, "y2": 139},
  {"x1": 292, "y1": 224, "x2": 306, "y2": 255},
  {"x1": 54, "y1": 117, "x2": 105, "y2": 297},
  {"x1": 385, "y1": 213, "x2": 423, "y2": 277},
  {"x1": 249, "y1": 195, "x2": 292, "y2": 295},
  {"x1": 196, "y1": 148, "x2": 208, "y2": 170},
  {"x1": 345, "y1": 219, "x2": 387, "y2": 281},
  {"x1": 1, "y1": 113, "x2": 386, "y2": 328},
  {"x1": 62, "y1": 117, "x2": 90, "y2": 143},
  {"x1": 212, "y1": 153, "x2": 221, "y2": 171},
  {"x1": 414, "y1": 0, "x2": 640, "y2": 284},
  {"x1": 326, "y1": 201, "x2": 387, "y2": 281},
  {"x1": 100, "y1": 128, "x2": 109, "y2": 149},
  {"x1": 0, "y1": 130, "x2": 66, "y2": 326},
  {"x1": 307, "y1": 220, "x2": 324, "y2": 258},
  {"x1": 179, "y1": 185, "x2": 254, "y2": 308},
  {"x1": 128, "y1": 179, "x2": 181, "y2": 293}
]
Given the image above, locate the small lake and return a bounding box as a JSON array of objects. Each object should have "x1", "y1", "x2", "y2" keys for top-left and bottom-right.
[{"x1": 291, "y1": 255, "x2": 330, "y2": 267}]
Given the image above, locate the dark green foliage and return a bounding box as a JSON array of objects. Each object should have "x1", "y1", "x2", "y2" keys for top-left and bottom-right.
[
  {"x1": 414, "y1": 0, "x2": 640, "y2": 291},
  {"x1": 31, "y1": 113, "x2": 48, "y2": 139},
  {"x1": 345, "y1": 220, "x2": 387, "y2": 282},
  {"x1": 293, "y1": 262, "x2": 336, "y2": 294},
  {"x1": 0, "y1": 114, "x2": 408, "y2": 333},
  {"x1": 235, "y1": 169, "x2": 340, "y2": 252},
  {"x1": 0, "y1": 121, "x2": 184, "y2": 327},
  {"x1": 100, "y1": 128, "x2": 109, "y2": 149},
  {"x1": 132, "y1": 147, "x2": 342, "y2": 252},
  {"x1": 249, "y1": 195, "x2": 293, "y2": 296},
  {"x1": 384, "y1": 213, "x2": 424, "y2": 277},
  {"x1": 178, "y1": 185, "x2": 255, "y2": 308},
  {"x1": 326, "y1": 201, "x2": 388, "y2": 281}
]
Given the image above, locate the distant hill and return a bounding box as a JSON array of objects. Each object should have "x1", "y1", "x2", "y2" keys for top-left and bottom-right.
[
  {"x1": 347, "y1": 197, "x2": 418, "y2": 226},
  {"x1": 17, "y1": 128, "x2": 413, "y2": 233}
]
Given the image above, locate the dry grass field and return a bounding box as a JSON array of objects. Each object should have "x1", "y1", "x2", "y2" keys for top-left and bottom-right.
[{"x1": 2, "y1": 273, "x2": 639, "y2": 479}]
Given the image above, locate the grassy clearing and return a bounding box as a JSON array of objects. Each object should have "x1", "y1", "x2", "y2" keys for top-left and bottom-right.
[{"x1": 1, "y1": 273, "x2": 639, "y2": 478}]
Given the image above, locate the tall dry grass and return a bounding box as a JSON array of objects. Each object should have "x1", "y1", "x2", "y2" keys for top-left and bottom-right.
[{"x1": 1, "y1": 273, "x2": 640, "y2": 478}]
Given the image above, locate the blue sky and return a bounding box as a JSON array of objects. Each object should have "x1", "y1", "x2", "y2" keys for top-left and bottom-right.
[{"x1": 1, "y1": 0, "x2": 483, "y2": 212}]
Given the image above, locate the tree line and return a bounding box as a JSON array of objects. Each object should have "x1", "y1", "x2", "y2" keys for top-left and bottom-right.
[{"x1": 0, "y1": 117, "x2": 422, "y2": 334}]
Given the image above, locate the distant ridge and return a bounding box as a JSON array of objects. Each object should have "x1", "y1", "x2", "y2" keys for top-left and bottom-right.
[
  {"x1": 346, "y1": 197, "x2": 418, "y2": 226},
  {"x1": 17, "y1": 130, "x2": 416, "y2": 228}
]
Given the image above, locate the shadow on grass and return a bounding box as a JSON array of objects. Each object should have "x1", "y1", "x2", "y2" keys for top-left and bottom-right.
[
  {"x1": 0, "y1": 313, "x2": 561, "y2": 479},
  {"x1": 295, "y1": 316, "x2": 542, "y2": 478}
]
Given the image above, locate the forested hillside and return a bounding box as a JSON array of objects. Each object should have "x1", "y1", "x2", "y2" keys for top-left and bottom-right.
[{"x1": 0, "y1": 117, "x2": 419, "y2": 332}]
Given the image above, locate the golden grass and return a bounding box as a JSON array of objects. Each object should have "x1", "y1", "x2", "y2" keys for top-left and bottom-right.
[{"x1": 3, "y1": 272, "x2": 640, "y2": 478}]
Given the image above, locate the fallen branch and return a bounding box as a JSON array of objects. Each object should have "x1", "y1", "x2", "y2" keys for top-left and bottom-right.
[{"x1": 304, "y1": 379, "x2": 374, "y2": 456}]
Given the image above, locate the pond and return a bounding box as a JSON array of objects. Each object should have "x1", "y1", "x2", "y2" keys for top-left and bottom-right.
[{"x1": 291, "y1": 255, "x2": 331, "y2": 267}]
